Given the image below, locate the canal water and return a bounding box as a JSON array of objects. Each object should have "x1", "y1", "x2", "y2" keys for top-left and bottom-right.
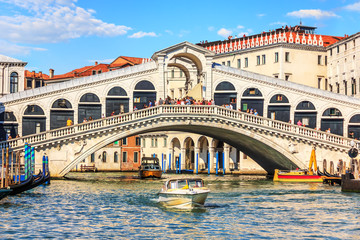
[{"x1": 1, "y1": 173, "x2": 359, "y2": 239}]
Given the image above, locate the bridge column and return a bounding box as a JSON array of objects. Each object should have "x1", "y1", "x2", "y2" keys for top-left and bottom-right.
[
  {"x1": 224, "y1": 143, "x2": 230, "y2": 174},
  {"x1": 209, "y1": 147, "x2": 215, "y2": 174},
  {"x1": 180, "y1": 147, "x2": 186, "y2": 172}
]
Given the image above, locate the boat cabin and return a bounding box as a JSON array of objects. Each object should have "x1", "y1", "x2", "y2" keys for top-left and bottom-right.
[
  {"x1": 166, "y1": 178, "x2": 204, "y2": 190},
  {"x1": 140, "y1": 157, "x2": 161, "y2": 170}
]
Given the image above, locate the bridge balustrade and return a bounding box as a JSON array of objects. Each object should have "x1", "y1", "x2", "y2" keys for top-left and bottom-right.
[{"x1": 0, "y1": 105, "x2": 356, "y2": 151}]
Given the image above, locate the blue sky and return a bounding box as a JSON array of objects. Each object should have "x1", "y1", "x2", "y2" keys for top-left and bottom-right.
[{"x1": 0, "y1": 0, "x2": 360, "y2": 74}]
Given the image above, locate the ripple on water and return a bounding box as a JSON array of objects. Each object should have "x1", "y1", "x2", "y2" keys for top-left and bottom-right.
[{"x1": 1, "y1": 175, "x2": 360, "y2": 239}]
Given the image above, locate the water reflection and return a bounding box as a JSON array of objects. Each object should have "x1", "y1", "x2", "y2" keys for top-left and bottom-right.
[{"x1": 0, "y1": 173, "x2": 359, "y2": 239}]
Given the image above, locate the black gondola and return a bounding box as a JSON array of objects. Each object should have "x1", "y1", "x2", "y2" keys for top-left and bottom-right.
[
  {"x1": 0, "y1": 188, "x2": 12, "y2": 200},
  {"x1": 324, "y1": 169, "x2": 339, "y2": 178},
  {"x1": 317, "y1": 169, "x2": 326, "y2": 176},
  {"x1": 9, "y1": 175, "x2": 34, "y2": 195}
]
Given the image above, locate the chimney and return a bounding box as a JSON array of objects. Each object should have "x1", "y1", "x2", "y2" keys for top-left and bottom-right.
[
  {"x1": 95, "y1": 61, "x2": 98, "y2": 66},
  {"x1": 49, "y1": 69, "x2": 54, "y2": 78}
]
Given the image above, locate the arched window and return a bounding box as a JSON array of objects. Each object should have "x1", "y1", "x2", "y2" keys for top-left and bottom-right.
[
  {"x1": 214, "y1": 81, "x2": 237, "y2": 109},
  {"x1": 106, "y1": 87, "x2": 129, "y2": 116},
  {"x1": 114, "y1": 152, "x2": 119, "y2": 163},
  {"x1": 102, "y1": 151, "x2": 107, "y2": 163},
  {"x1": 133, "y1": 80, "x2": 156, "y2": 110},
  {"x1": 10, "y1": 72, "x2": 18, "y2": 93}
]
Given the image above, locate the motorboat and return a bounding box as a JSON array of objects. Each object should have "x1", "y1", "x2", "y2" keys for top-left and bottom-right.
[
  {"x1": 158, "y1": 178, "x2": 210, "y2": 209},
  {"x1": 273, "y1": 147, "x2": 324, "y2": 183},
  {"x1": 273, "y1": 169, "x2": 324, "y2": 182},
  {"x1": 139, "y1": 157, "x2": 162, "y2": 179}
]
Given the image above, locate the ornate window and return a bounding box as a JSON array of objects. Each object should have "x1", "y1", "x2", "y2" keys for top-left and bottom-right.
[{"x1": 10, "y1": 72, "x2": 18, "y2": 93}]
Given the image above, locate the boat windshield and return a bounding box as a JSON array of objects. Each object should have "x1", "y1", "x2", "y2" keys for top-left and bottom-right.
[
  {"x1": 188, "y1": 179, "x2": 203, "y2": 188},
  {"x1": 178, "y1": 180, "x2": 188, "y2": 189}
]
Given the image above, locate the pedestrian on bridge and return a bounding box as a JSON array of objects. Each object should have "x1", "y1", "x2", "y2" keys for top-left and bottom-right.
[{"x1": 66, "y1": 118, "x2": 73, "y2": 126}]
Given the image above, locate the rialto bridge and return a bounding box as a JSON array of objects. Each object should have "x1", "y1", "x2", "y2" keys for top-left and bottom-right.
[{"x1": 0, "y1": 41, "x2": 359, "y2": 177}]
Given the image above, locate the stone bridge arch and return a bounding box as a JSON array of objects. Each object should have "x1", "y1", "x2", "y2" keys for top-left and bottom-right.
[{"x1": 55, "y1": 118, "x2": 305, "y2": 177}]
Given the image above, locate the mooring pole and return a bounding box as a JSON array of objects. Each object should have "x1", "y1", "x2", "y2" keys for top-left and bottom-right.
[{"x1": 216, "y1": 152, "x2": 219, "y2": 175}]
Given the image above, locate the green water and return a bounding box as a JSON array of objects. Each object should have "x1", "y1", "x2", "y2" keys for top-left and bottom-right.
[{"x1": 0, "y1": 173, "x2": 359, "y2": 239}]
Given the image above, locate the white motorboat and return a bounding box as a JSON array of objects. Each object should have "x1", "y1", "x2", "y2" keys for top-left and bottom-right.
[{"x1": 158, "y1": 178, "x2": 210, "y2": 209}]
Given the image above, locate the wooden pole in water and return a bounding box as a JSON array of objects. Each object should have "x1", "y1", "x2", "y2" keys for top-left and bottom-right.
[
  {"x1": 1, "y1": 148, "x2": 4, "y2": 188},
  {"x1": 5, "y1": 148, "x2": 9, "y2": 187},
  {"x1": 10, "y1": 151, "x2": 14, "y2": 184}
]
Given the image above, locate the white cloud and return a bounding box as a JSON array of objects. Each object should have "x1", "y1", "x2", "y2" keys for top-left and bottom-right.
[
  {"x1": 0, "y1": 0, "x2": 132, "y2": 44},
  {"x1": 128, "y1": 31, "x2": 158, "y2": 39},
  {"x1": 344, "y1": 2, "x2": 360, "y2": 11},
  {"x1": 257, "y1": 13, "x2": 266, "y2": 17},
  {"x1": 88, "y1": 59, "x2": 114, "y2": 64},
  {"x1": 237, "y1": 25, "x2": 244, "y2": 29},
  {"x1": 0, "y1": 40, "x2": 46, "y2": 55},
  {"x1": 208, "y1": 26, "x2": 215, "y2": 31},
  {"x1": 178, "y1": 30, "x2": 190, "y2": 38},
  {"x1": 270, "y1": 21, "x2": 287, "y2": 26},
  {"x1": 217, "y1": 28, "x2": 232, "y2": 38},
  {"x1": 165, "y1": 30, "x2": 173, "y2": 35},
  {"x1": 286, "y1": 9, "x2": 338, "y2": 19}
]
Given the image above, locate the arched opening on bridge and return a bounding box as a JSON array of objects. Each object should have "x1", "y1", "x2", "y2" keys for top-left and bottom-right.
[
  {"x1": 268, "y1": 94, "x2": 290, "y2": 122},
  {"x1": 106, "y1": 87, "x2": 129, "y2": 116},
  {"x1": 198, "y1": 136, "x2": 209, "y2": 170},
  {"x1": 50, "y1": 99, "x2": 74, "y2": 129},
  {"x1": 78, "y1": 93, "x2": 101, "y2": 123},
  {"x1": 133, "y1": 80, "x2": 156, "y2": 110},
  {"x1": 294, "y1": 101, "x2": 317, "y2": 128},
  {"x1": 0, "y1": 111, "x2": 18, "y2": 140},
  {"x1": 170, "y1": 137, "x2": 181, "y2": 170},
  {"x1": 168, "y1": 53, "x2": 203, "y2": 99},
  {"x1": 184, "y1": 137, "x2": 195, "y2": 171},
  {"x1": 241, "y1": 88, "x2": 264, "y2": 116},
  {"x1": 22, "y1": 105, "x2": 46, "y2": 136},
  {"x1": 214, "y1": 81, "x2": 237, "y2": 109},
  {"x1": 348, "y1": 114, "x2": 360, "y2": 139},
  {"x1": 321, "y1": 108, "x2": 343, "y2": 136},
  {"x1": 167, "y1": 63, "x2": 191, "y2": 99}
]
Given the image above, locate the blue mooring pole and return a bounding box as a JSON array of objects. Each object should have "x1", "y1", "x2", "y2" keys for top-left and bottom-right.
[
  {"x1": 216, "y1": 152, "x2": 219, "y2": 175},
  {"x1": 196, "y1": 153, "x2": 198, "y2": 175},
  {"x1": 24, "y1": 143, "x2": 29, "y2": 179},
  {"x1": 42, "y1": 155, "x2": 46, "y2": 176},
  {"x1": 179, "y1": 153, "x2": 181, "y2": 174},
  {"x1": 45, "y1": 155, "x2": 49, "y2": 174},
  {"x1": 208, "y1": 152, "x2": 210, "y2": 175},
  {"x1": 162, "y1": 153, "x2": 164, "y2": 173},
  {"x1": 31, "y1": 147, "x2": 35, "y2": 175},
  {"x1": 223, "y1": 152, "x2": 225, "y2": 175},
  {"x1": 169, "y1": 153, "x2": 171, "y2": 171}
]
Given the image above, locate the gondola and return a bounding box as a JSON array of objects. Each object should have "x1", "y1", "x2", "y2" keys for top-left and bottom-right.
[
  {"x1": 0, "y1": 188, "x2": 12, "y2": 200},
  {"x1": 26, "y1": 171, "x2": 46, "y2": 190},
  {"x1": 324, "y1": 169, "x2": 339, "y2": 178},
  {"x1": 317, "y1": 169, "x2": 326, "y2": 176},
  {"x1": 9, "y1": 175, "x2": 34, "y2": 195}
]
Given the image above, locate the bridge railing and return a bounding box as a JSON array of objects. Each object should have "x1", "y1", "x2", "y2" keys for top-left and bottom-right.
[{"x1": 0, "y1": 105, "x2": 356, "y2": 150}]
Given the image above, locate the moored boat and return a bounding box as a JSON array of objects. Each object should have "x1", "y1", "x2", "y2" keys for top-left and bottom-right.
[
  {"x1": 273, "y1": 169, "x2": 324, "y2": 182},
  {"x1": 0, "y1": 188, "x2": 12, "y2": 200},
  {"x1": 158, "y1": 178, "x2": 210, "y2": 209},
  {"x1": 139, "y1": 157, "x2": 162, "y2": 179},
  {"x1": 273, "y1": 147, "x2": 324, "y2": 183}
]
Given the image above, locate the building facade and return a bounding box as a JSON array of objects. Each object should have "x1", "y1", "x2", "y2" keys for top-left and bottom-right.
[{"x1": 327, "y1": 32, "x2": 360, "y2": 97}]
